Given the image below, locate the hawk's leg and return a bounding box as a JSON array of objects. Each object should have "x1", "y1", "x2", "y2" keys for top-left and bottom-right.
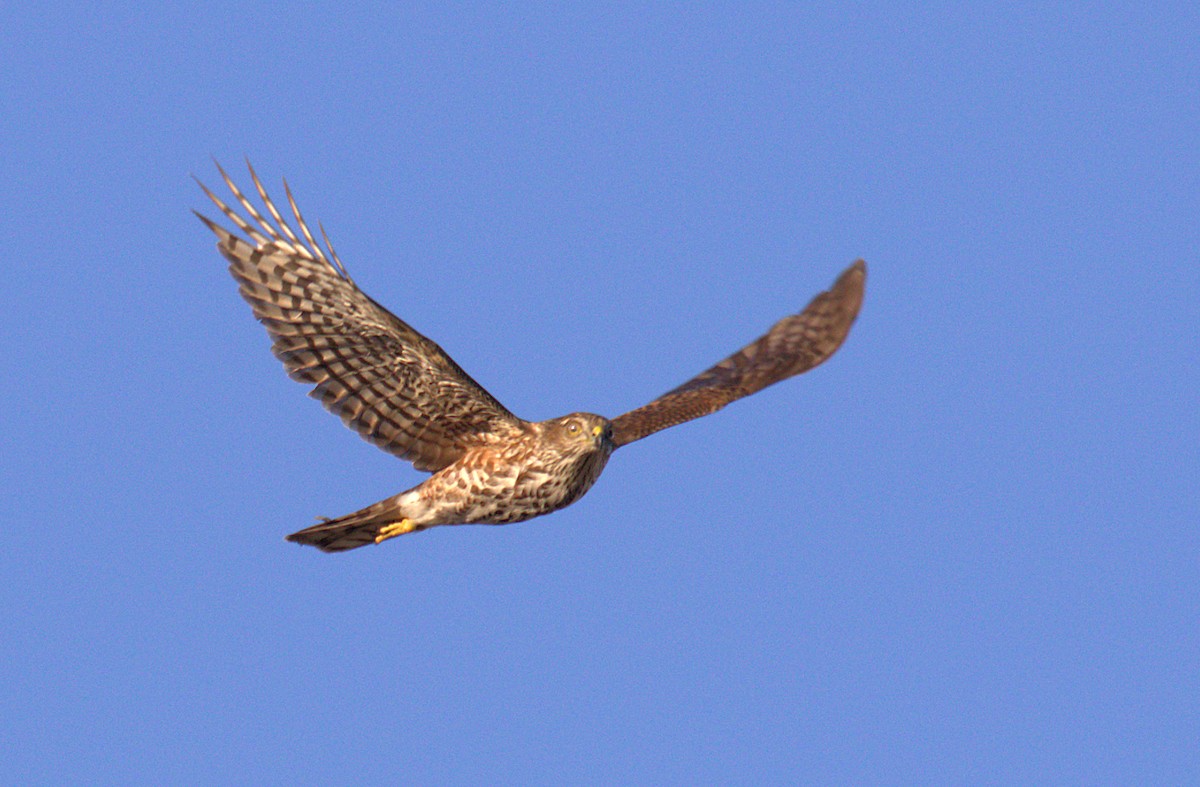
[{"x1": 375, "y1": 518, "x2": 420, "y2": 544}]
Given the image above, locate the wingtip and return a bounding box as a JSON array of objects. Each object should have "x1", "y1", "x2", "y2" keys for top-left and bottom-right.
[
  {"x1": 835, "y1": 259, "x2": 867, "y2": 305},
  {"x1": 192, "y1": 208, "x2": 222, "y2": 235}
]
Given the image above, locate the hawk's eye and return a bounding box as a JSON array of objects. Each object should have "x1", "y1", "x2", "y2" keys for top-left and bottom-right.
[{"x1": 566, "y1": 422, "x2": 580, "y2": 435}]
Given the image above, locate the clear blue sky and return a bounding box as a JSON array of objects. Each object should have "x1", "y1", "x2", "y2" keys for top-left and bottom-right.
[{"x1": 3, "y1": 3, "x2": 1196, "y2": 782}]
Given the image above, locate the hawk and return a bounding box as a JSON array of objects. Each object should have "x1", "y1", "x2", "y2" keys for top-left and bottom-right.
[{"x1": 196, "y1": 162, "x2": 866, "y2": 552}]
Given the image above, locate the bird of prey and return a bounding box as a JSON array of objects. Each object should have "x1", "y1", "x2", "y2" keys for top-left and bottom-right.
[{"x1": 195, "y1": 162, "x2": 866, "y2": 552}]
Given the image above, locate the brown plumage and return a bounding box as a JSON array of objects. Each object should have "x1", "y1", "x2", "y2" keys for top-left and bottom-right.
[{"x1": 196, "y1": 162, "x2": 866, "y2": 552}]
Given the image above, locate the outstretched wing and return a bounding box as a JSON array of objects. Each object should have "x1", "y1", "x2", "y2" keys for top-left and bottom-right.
[
  {"x1": 196, "y1": 161, "x2": 524, "y2": 473},
  {"x1": 610, "y1": 260, "x2": 866, "y2": 448}
]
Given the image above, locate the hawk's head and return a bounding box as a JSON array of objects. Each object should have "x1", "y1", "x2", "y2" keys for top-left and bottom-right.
[
  {"x1": 538, "y1": 412, "x2": 615, "y2": 503},
  {"x1": 548, "y1": 412, "x2": 614, "y2": 454}
]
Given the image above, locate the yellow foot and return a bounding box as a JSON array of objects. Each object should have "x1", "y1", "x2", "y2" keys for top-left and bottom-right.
[{"x1": 375, "y1": 518, "x2": 419, "y2": 544}]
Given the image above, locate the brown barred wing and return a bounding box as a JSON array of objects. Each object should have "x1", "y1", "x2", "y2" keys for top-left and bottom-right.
[
  {"x1": 610, "y1": 260, "x2": 866, "y2": 448},
  {"x1": 196, "y1": 161, "x2": 524, "y2": 473}
]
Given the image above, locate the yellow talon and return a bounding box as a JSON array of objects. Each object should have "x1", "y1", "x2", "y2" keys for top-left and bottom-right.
[{"x1": 375, "y1": 518, "x2": 418, "y2": 544}]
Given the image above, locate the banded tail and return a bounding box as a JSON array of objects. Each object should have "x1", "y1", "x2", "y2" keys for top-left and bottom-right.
[{"x1": 287, "y1": 494, "x2": 423, "y2": 552}]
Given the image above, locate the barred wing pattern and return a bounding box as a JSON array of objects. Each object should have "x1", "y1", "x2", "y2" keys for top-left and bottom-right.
[
  {"x1": 610, "y1": 260, "x2": 866, "y2": 447},
  {"x1": 195, "y1": 162, "x2": 523, "y2": 473}
]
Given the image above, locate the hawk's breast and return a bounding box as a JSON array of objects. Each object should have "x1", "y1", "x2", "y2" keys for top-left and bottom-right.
[{"x1": 425, "y1": 437, "x2": 612, "y2": 526}]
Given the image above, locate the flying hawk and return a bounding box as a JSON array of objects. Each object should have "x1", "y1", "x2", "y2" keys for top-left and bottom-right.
[{"x1": 196, "y1": 162, "x2": 866, "y2": 552}]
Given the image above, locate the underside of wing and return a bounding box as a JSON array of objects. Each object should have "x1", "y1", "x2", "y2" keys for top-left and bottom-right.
[
  {"x1": 610, "y1": 260, "x2": 866, "y2": 448},
  {"x1": 196, "y1": 161, "x2": 524, "y2": 473}
]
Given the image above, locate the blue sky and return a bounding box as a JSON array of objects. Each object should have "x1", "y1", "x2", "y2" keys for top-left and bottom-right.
[{"x1": 3, "y1": 3, "x2": 1197, "y2": 782}]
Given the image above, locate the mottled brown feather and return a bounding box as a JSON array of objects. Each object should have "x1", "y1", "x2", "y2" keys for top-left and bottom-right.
[
  {"x1": 609, "y1": 260, "x2": 866, "y2": 447},
  {"x1": 195, "y1": 162, "x2": 523, "y2": 473}
]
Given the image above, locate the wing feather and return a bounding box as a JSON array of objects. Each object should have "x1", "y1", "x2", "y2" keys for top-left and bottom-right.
[
  {"x1": 610, "y1": 261, "x2": 866, "y2": 447},
  {"x1": 196, "y1": 162, "x2": 524, "y2": 473}
]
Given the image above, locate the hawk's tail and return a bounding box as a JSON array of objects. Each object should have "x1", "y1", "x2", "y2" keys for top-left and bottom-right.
[{"x1": 286, "y1": 493, "x2": 424, "y2": 553}]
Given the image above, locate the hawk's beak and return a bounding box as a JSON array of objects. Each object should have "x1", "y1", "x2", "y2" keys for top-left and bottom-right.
[{"x1": 591, "y1": 425, "x2": 603, "y2": 437}]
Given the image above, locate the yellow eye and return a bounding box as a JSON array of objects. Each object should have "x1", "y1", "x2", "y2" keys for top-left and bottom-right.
[{"x1": 566, "y1": 422, "x2": 580, "y2": 434}]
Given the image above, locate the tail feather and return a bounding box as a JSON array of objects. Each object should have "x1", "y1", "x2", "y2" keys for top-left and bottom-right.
[{"x1": 286, "y1": 495, "x2": 415, "y2": 553}]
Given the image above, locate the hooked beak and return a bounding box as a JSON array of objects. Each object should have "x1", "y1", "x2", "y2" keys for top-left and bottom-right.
[{"x1": 592, "y1": 423, "x2": 614, "y2": 449}]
